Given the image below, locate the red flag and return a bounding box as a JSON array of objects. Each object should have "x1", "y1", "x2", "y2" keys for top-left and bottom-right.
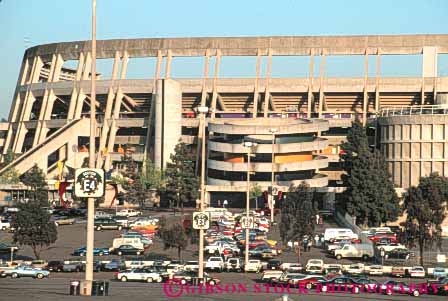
[{"x1": 58, "y1": 182, "x2": 70, "y2": 209}]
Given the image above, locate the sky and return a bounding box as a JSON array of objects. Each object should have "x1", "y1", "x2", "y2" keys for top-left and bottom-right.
[{"x1": 0, "y1": 0, "x2": 447, "y2": 118}]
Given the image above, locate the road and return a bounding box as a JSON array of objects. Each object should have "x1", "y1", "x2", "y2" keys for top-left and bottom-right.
[{"x1": 0, "y1": 277, "x2": 447, "y2": 301}]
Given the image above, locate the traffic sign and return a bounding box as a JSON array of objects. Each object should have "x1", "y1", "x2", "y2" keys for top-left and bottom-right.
[
  {"x1": 271, "y1": 186, "x2": 279, "y2": 196},
  {"x1": 74, "y1": 168, "x2": 105, "y2": 198},
  {"x1": 241, "y1": 216, "x2": 254, "y2": 229},
  {"x1": 192, "y1": 212, "x2": 210, "y2": 230}
]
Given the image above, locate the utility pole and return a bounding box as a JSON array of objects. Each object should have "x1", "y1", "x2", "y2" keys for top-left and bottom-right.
[
  {"x1": 84, "y1": 0, "x2": 96, "y2": 294},
  {"x1": 269, "y1": 128, "x2": 277, "y2": 224},
  {"x1": 197, "y1": 106, "x2": 208, "y2": 281}
]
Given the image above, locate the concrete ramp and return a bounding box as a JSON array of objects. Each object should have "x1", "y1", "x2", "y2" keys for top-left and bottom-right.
[{"x1": 0, "y1": 118, "x2": 89, "y2": 176}]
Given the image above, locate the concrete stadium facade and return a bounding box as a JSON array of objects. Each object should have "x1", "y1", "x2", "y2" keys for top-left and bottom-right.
[{"x1": 0, "y1": 34, "x2": 447, "y2": 203}]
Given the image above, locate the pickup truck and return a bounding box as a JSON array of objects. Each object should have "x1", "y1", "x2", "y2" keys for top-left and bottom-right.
[
  {"x1": 244, "y1": 259, "x2": 262, "y2": 273},
  {"x1": 205, "y1": 257, "x2": 225, "y2": 272}
]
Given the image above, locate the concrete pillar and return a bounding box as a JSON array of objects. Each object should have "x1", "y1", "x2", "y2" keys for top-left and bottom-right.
[
  {"x1": 252, "y1": 49, "x2": 261, "y2": 118},
  {"x1": 363, "y1": 49, "x2": 369, "y2": 125},
  {"x1": 210, "y1": 50, "x2": 222, "y2": 119},
  {"x1": 111, "y1": 51, "x2": 120, "y2": 80},
  {"x1": 200, "y1": 49, "x2": 211, "y2": 107},
  {"x1": 263, "y1": 48, "x2": 272, "y2": 117},
  {"x1": 67, "y1": 53, "x2": 86, "y2": 120},
  {"x1": 154, "y1": 79, "x2": 182, "y2": 170},
  {"x1": 165, "y1": 50, "x2": 172, "y2": 79},
  {"x1": 318, "y1": 49, "x2": 326, "y2": 118},
  {"x1": 422, "y1": 46, "x2": 438, "y2": 78},
  {"x1": 52, "y1": 54, "x2": 65, "y2": 82},
  {"x1": 82, "y1": 52, "x2": 92, "y2": 80},
  {"x1": 307, "y1": 49, "x2": 314, "y2": 118},
  {"x1": 120, "y1": 51, "x2": 129, "y2": 80},
  {"x1": 375, "y1": 48, "x2": 381, "y2": 112}
]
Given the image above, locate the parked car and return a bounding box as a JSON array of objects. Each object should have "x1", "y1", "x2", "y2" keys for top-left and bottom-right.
[
  {"x1": 306, "y1": 259, "x2": 324, "y2": 270},
  {"x1": 270, "y1": 271, "x2": 304, "y2": 285},
  {"x1": 353, "y1": 277, "x2": 380, "y2": 293},
  {"x1": 225, "y1": 258, "x2": 242, "y2": 272},
  {"x1": 385, "y1": 248, "x2": 414, "y2": 260},
  {"x1": 72, "y1": 246, "x2": 110, "y2": 256},
  {"x1": 171, "y1": 270, "x2": 220, "y2": 286},
  {"x1": 380, "y1": 280, "x2": 422, "y2": 296},
  {"x1": 428, "y1": 277, "x2": 448, "y2": 295},
  {"x1": 62, "y1": 261, "x2": 84, "y2": 272},
  {"x1": 111, "y1": 216, "x2": 130, "y2": 228},
  {"x1": 289, "y1": 275, "x2": 326, "y2": 289},
  {"x1": 116, "y1": 209, "x2": 142, "y2": 217},
  {"x1": 115, "y1": 268, "x2": 162, "y2": 283},
  {"x1": 205, "y1": 257, "x2": 225, "y2": 272},
  {"x1": 111, "y1": 245, "x2": 144, "y2": 256},
  {"x1": 244, "y1": 259, "x2": 262, "y2": 273},
  {"x1": 285, "y1": 263, "x2": 303, "y2": 272},
  {"x1": 94, "y1": 211, "x2": 112, "y2": 219},
  {"x1": 1, "y1": 265, "x2": 50, "y2": 279},
  {"x1": 390, "y1": 266, "x2": 406, "y2": 278},
  {"x1": 370, "y1": 233, "x2": 397, "y2": 243},
  {"x1": 103, "y1": 259, "x2": 125, "y2": 272},
  {"x1": 432, "y1": 267, "x2": 448, "y2": 278},
  {"x1": 94, "y1": 218, "x2": 123, "y2": 231},
  {"x1": 368, "y1": 265, "x2": 384, "y2": 276},
  {"x1": 376, "y1": 243, "x2": 406, "y2": 252},
  {"x1": 29, "y1": 260, "x2": 48, "y2": 269},
  {"x1": 410, "y1": 266, "x2": 426, "y2": 278},
  {"x1": 45, "y1": 261, "x2": 64, "y2": 272},
  {"x1": 345, "y1": 264, "x2": 364, "y2": 276},
  {"x1": 266, "y1": 259, "x2": 282, "y2": 270},
  {"x1": 52, "y1": 216, "x2": 75, "y2": 226},
  {"x1": 184, "y1": 261, "x2": 199, "y2": 271},
  {"x1": 319, "y1": 276, "x2": 361, "y2": 294},
  {"x1": 307, "y1": 265, "x2": 324, "y2": 275}
]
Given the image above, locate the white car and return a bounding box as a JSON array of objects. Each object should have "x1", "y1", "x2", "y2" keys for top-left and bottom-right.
[
  {"x1": 410, "y1": 266, "x2": 426, "y2": 278},
  {"x1": 117, "y1": 209, "x2": 141, "y2": 217},
  {"x1": 115, "y1": 268, "x2": 162, "y2": 283},
  {"x1": 244, "y1": 260, "x2": 262, "y2": 273},
  {"x1": 346, "y1": 264, "x2": 364, "y2": 275},
  {"x1": 376, "y1": 243, "x2": 405, "y2": 252},
  {"x1": 368, "y1": 265, "x2": 383, "y2": 276},
  {"x1": 306, "y1": 259, "x2": 324, "y2": 270}
]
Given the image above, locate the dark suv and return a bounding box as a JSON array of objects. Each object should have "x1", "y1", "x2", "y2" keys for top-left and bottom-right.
[
  {"x1": 46, "y1": 261, "x2": 64, "y2": 272},
  {"x1": 94, "y1": 218, "x2": 122, "y2": 231}
]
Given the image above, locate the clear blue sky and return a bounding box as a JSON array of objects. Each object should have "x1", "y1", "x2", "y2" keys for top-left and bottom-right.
[{"x1": 0, "y1": 0, "x2": 447, "y2": 118}]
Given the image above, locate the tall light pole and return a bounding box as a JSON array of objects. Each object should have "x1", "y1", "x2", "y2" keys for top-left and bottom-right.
[
  {"x1": 85, "y1": 0, "x2": 96, "y2": 292},
  {"x1": 197, "y1": 106, "x2": 209, "y2": 281},
  {"x1": 242, "y1": 141, "x2": 257, "y2": 268},
  {"x1": 269, "y1": 128, "x2": 278, "y2": 224}
]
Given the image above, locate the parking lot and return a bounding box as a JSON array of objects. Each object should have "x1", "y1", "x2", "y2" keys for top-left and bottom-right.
[{"x1": 0, "y1": 208, "x2": 447, "y2": 300}]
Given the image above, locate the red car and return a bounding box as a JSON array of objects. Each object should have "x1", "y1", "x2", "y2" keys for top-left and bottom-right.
[
  {"x1": 289, "y1": 275, "x2": 327, "y2": 289},
  {"x1": 369, "y1": 233, "x2": 397, "y2": 243}
]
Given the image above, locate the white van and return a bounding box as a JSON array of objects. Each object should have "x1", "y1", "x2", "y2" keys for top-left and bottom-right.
[
  {"x1": 112, "y1": 237, "x2": 144, "y2": 251},
  {"x1": 324, "y1": 228, "x2": 358, "y2": 241}
]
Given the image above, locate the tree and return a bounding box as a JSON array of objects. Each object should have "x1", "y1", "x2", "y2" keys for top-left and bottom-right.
[
  {"x1": 21, "y1": 164, "x2": 48, "y2": 205},
  {"x1": 165, "y1": 142, "x2": 199, "y2": 209},
  {"x1": 140, "y1": 160, "x2": 165, "y2": 191},
  {"x1": 11, "y1": 202, "x2": 57, "y2": 259},
  {"x1": 341, "y1": 121, "x2": 400, "y2": 227},
  {"x1": 4, "y1": 149, "x2": 15, "y2": 165},
  {"x1": 0, "y1": 168, "x2": 20, "y2": 184},
  {"x1": 250, "y1": 183, "x2": 262, "y2": 200},
  {"x1": 160, "y1": 222, "x2": 188, "y2": 259},
  {"x1": 279, "y1": 184, "x2": 317, "y2": 245},
  {"x1": 403, "y1": 173, "x2": 448, "y2": 266}
]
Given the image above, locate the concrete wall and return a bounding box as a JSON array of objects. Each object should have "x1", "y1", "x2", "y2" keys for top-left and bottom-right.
[{"x1": 378, "y1": 114, "x2": 448, "y2": 189}]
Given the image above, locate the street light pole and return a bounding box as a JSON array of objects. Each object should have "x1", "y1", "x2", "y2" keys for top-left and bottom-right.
[
  {"x1": 85, "y1": 0, "x2": 96, "y2": 292},
  {"x1": 269, "y1": 128, "x2": 278, "y2": 224},
  {"x1": 197, "y1": 106, "x2": 208, "y2": 281},
  {"x1": 243, "y1": 141, "x2": 257, "y2": 268}
]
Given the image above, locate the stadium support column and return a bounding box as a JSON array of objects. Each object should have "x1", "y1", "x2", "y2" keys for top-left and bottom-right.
[
  {"x1": 253, "y1": 49, "x2": 261, "y2": 118},
  {"x1": 422, "y1": 47, "x2": 437, "y2": 105},
  {"x1": 363, "y1": 49, "x2": 369, "y2": 126},
  {"x1": 375, "y1": 49, "x2": 381, "y2": 112},
  {"x1": 318, "y1": 49, "x2": 325, "y2": 118},
  {"x1": 307, "y1": 49, "x2": 314, "y2": 118},
  {"x1": 154, "y1": 79, "x2": 182, "y2": 170}
]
